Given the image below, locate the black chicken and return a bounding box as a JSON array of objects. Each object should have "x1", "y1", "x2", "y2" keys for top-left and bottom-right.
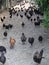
[
  {"x1": 24, "y1": 12, "x2": 27, "y2": 16},
  {"x1": 5, "y1": 25, "x2": 9, "y2": 30},
  {"x1": 34, "y1": 18, "x2": 36, "y2": 21},
  {"x1": 3, "y1": 24, "x2": 5, "y2": 28},
  {"x1": 29, "y1": 10, "x2": 33, "y2": 16},
  {"x1": 21, "y1": 22, "x2": 25, "y2": 27},
  {"x1": 31, "y1": 19, "x2": 32, "y2": 22},
  {"x1": 21, "y1": 33, "x2": 27, "y2": 44},
  {"x1": 16, "y1": 13, "x2": 19, "y2": 16},
  {"x1": 1, "y1": 18, "x2": 3, "y2": 22},
  {"x1": 3, "y1": 31, "x2": 7, "y2": 37},
  {"x1": 10, "y1": 15, "x2": 12, "y2": 18},
  {"x1": 9, "y1": 24, "x2": 13, "y2": 29},
  {"x1": 26, "y1": 15, "x2": 31, "y2": 20},
  {"x1": 0, "y1": 53, "x2": 6, "y2": 64},
  {"x1": 20, "y1": 15, "x2": 23, "y2": 18},
  {"x1": 28, "y1": 37, "x2": 34, "y2": 46},
  {"x1": 0, "y1": 46, "x2": 6, "y2": 53},
  {"x1": 38, "y1": 36, "x2": 43, "y2": 42},
  {"x1": 34, "y1": 22, "x2": 40, "y2": 26},
  {"x1": 33, "y1": 49, "x2": 44, "y2": 64},
  {"x1": 3, "y1": 16, "x2": 5, "y2": 19}
]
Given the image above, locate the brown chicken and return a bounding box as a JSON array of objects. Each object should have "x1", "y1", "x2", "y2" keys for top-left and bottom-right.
[{"x1": 10, "y1": 37, "x2": 16, "y2": 49}]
